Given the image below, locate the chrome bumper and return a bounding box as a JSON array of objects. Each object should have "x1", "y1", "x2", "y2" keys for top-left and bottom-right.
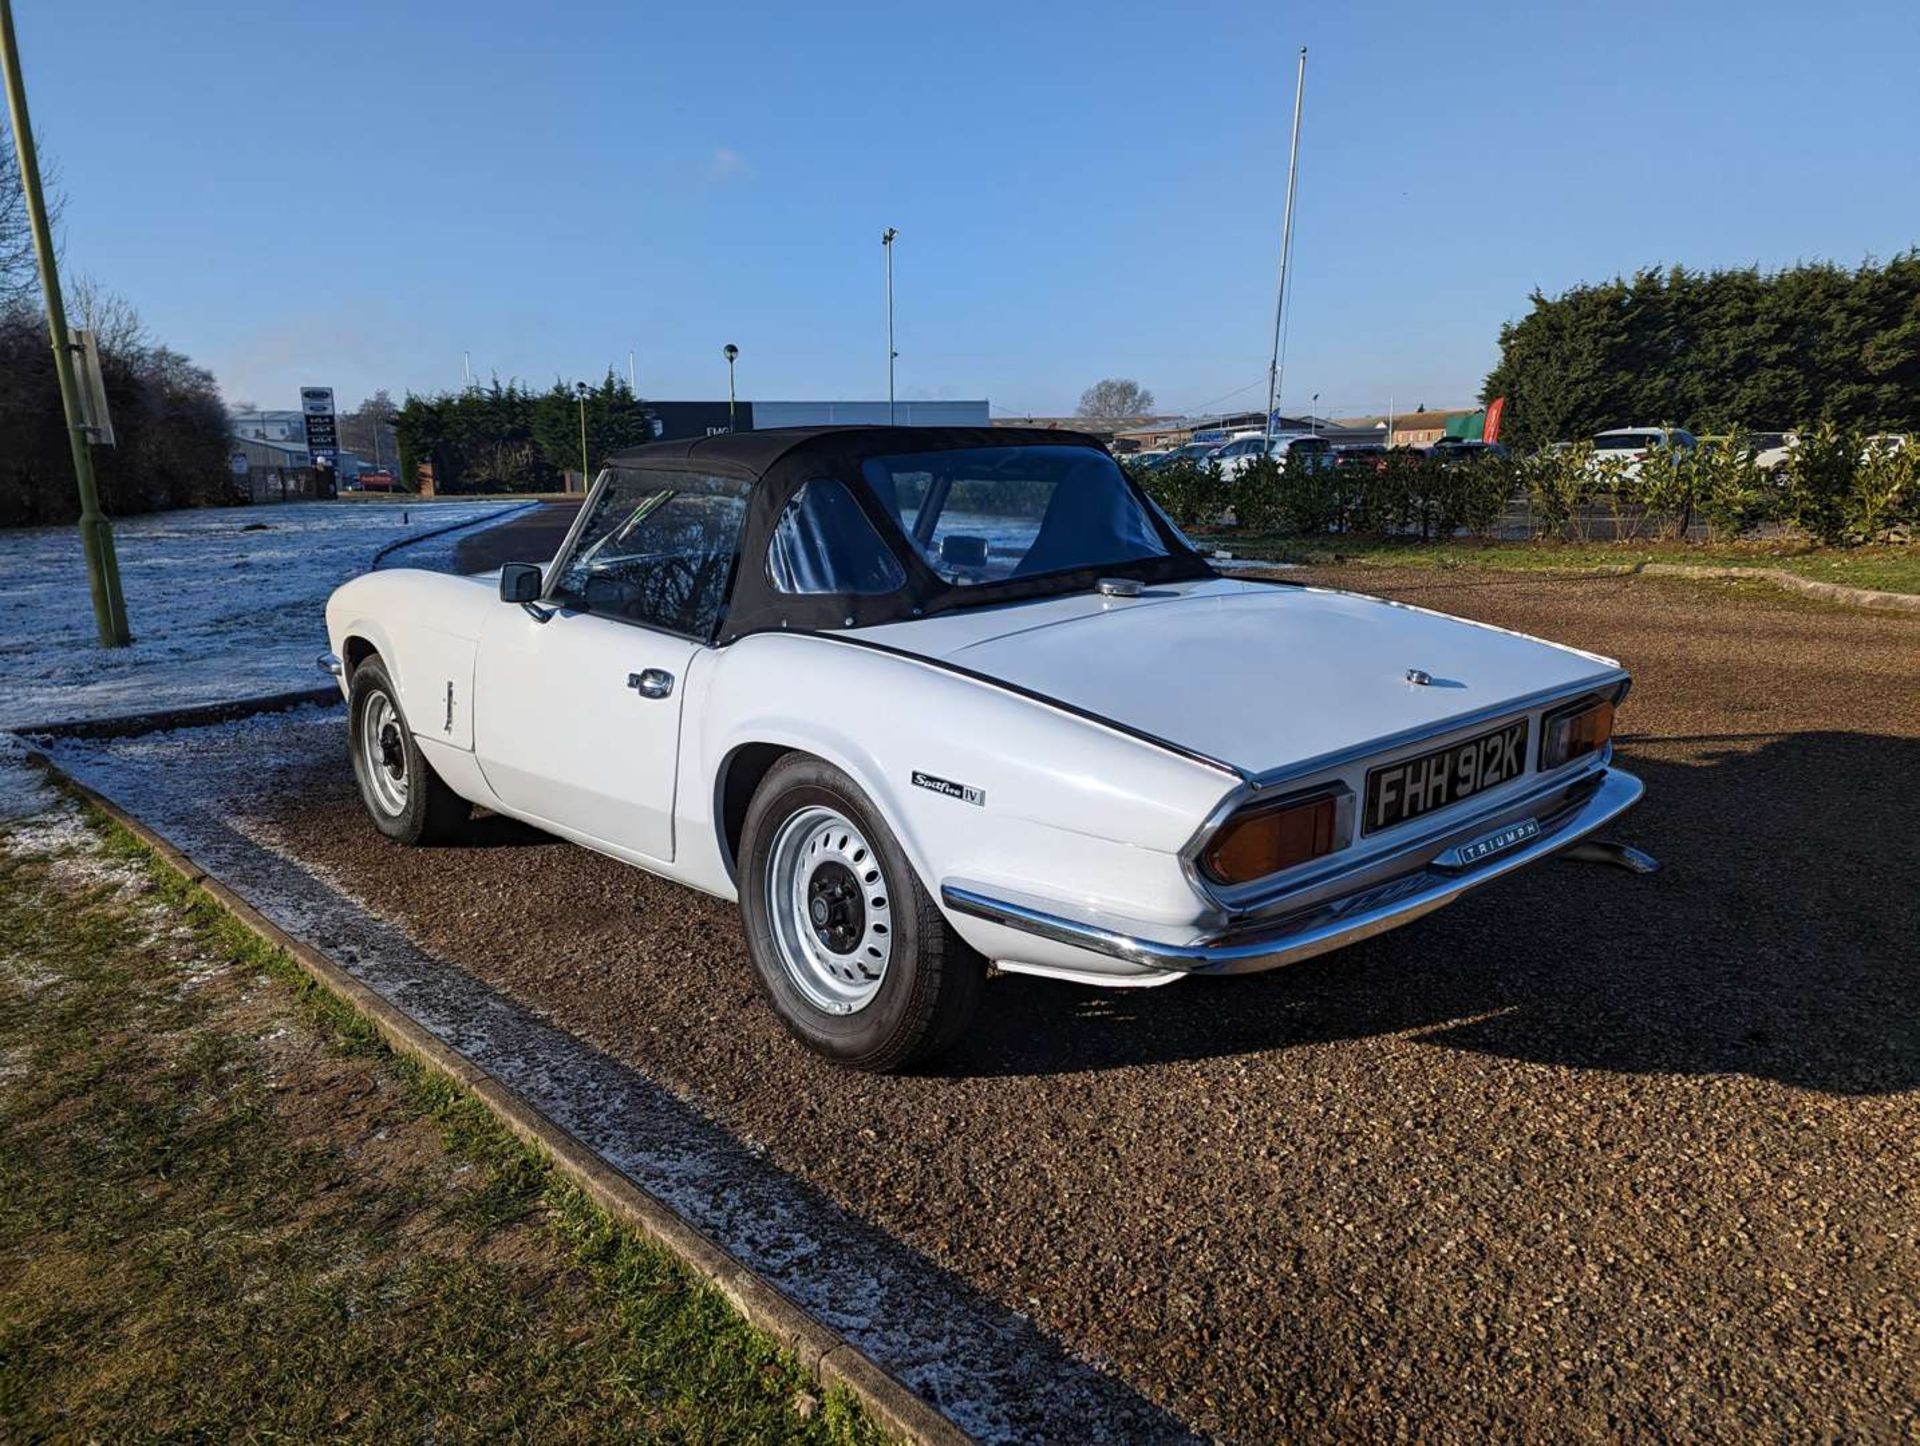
[
  {"x1": 942, "y1": 768, "x2": 1645, "y2": 977},
  {"x1": 317, "y1": 651, "x2": 344, "y2": 679}
]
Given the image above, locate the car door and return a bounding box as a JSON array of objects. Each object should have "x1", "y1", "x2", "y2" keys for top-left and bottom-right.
[{"x1": 472, "y1": 466, "x2": 748, "y2": 862}]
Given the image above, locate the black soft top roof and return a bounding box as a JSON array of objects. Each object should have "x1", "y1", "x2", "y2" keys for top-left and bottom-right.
[
  {"x1": 598, "y1": 425, "x2": 1214, "y2": 642},
  {"x1": 606, "y1": 424, "x2": 1109, "y2": 480}
]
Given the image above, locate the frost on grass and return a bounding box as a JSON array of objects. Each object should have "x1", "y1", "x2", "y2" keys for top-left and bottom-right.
[
  {"x1": 5, "y1": 804, "x2": 98, "y2": 861},
  {"x1": 41, "y1": 830, "x2": 147, "y2": 906},
  {"x1": 0, "y1": 499, "x2": 518, "y2": 819},
  {"x1": 3, "y1": 804, "x2": 214, "y2": 994}
]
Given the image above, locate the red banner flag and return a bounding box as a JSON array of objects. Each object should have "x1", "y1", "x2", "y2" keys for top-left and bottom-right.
[{"x1": 1482, "y1": 396, "x2": 1507, "y2": 444}]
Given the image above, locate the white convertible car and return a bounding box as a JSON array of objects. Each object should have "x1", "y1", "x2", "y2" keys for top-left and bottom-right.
[{"x1": 322, "y1": 427, "x2": 1650, "y2": 1070}]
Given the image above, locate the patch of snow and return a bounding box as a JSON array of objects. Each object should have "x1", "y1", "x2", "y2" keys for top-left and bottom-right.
[
  {"x1": 15, "y1": 808, "x2": 150, "y2": 902},
  {"x1": 0, "y1": 499, "x2": 518, "y2": 819},
  {"x1": 3, "y1": 803, "x2": 95, "y2": 857}
]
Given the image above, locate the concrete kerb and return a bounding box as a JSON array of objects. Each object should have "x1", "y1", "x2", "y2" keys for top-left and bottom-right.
[
  {"x1": 1635, "y1": 562, "x2": 1920, "y2": 612},
  {"x1": 1228, "y1": 553, "x2": 1919, "y2": 613},
  {"x1": 12, "y1": 687, "x2": 343, "y2": 743},
  {"x1": 20, "y1": 746, "x2": 973, "y2": 1446}
]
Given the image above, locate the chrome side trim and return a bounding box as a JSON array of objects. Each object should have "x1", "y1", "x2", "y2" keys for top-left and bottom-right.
[
  {"x1": 317, "y1": 651, "x2": 344, "y2": 678},
  {"x1": 944, "y1": 768, "x2": 1645, "y2": 977}
]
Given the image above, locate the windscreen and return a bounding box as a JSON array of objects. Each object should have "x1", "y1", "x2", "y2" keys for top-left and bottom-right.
[
  {"x1": 860, "y1": 445, "x2": 1171, "y2": 585},
  {"x1": 1594, "y1": 432, "x2": 1661, "y2": 451}
]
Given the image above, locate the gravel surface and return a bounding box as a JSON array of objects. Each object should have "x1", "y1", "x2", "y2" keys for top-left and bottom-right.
[{"x1": 252, "y1": 566, "x2": 1918, "y2": 1440}]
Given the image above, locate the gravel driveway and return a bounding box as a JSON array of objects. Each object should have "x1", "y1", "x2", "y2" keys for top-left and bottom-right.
[{"x1": 254, "y1": 564, "x2": 1920, "y2": 1441}]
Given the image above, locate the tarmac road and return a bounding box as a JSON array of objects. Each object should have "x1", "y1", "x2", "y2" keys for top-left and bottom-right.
[{"x1": 258, "y1": 561, "x2": 1920, "y2": 1442}]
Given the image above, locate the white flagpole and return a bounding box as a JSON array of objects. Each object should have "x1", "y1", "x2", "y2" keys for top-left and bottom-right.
[{"x1": 1264, "y1": 47, "x2": 1307, "y2": 446}]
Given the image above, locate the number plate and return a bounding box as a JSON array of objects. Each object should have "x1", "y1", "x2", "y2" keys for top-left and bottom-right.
[{"x1": 1364, "y1": 719, "x2": 1529, "y2": 835}]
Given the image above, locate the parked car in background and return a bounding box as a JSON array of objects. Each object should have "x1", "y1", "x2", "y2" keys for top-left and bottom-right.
[
  {"x1": 1699, "y1": 431, "x2": 1795, "y2": 472},
  {"x1": 1589, "y1": 427, "x2": 1696, "y2": 480},
  {"x1": 1211, "y1": 432, "x2": 1333, "y2": 480},
  {"x1": 1141, "y1": 439, "x2": 1225, "y2": 471},
  {"x1": 322, "y1": 426, "x2": 1647, "y2": 1070},
  {"x1": 356, "y1": 470, "x2": 399, "y2": 492},
  {"x1": 1429, "y1": 439, "x2": 1508, "y2": 465},
  {"x1": 1863, "y1": 433, "x2": 1911, "y2": 460},
  {"x1": 1747, "y1": 430, "x2": 1795, "y2": 471},
  {"x1": 1333, "y1": 444, "x2": 1389, "y2": 472}
]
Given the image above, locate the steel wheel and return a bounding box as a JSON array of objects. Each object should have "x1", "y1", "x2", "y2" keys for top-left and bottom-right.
[
  {"x1": 764, "y1": 805, "x2": 893, "y2": 1016},
  {"x1": 358, "y1": 688, "x2": 410, "y2": 818}
]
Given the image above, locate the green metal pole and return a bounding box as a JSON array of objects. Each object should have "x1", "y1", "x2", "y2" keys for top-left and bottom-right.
[{"x1": 0, "y1": 0, "x2": 128, "y2": 645}]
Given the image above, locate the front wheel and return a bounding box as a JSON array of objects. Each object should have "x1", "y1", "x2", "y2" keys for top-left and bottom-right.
[
  {"x1": 347, "y1": 655, "x2": 471, "y2": 846},
  {"x1": 739, "y1": 754, "x2": 983, "y2": 1071}
]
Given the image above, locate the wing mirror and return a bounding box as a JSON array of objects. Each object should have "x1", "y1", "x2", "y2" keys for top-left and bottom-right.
[{"x1": 499, "y1": 562, "x2": 543, "y2": 603}]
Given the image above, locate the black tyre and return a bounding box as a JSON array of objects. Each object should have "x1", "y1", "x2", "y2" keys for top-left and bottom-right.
[
  {"x1": 347, "y1": 655, "x2": 471, "y2": 846},
  {"x1": 739, "y1": 753, "x2": 984, "y2": 1071}
]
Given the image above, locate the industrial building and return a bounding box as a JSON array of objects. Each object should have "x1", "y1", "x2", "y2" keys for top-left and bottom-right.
[{"x1": 648, "y1": 398, "x2": 988, "y2": 441}]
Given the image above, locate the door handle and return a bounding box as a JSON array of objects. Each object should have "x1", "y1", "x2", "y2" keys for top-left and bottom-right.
[{"x1": 628, "y1": 669, "x2": 675, "y2": 700}]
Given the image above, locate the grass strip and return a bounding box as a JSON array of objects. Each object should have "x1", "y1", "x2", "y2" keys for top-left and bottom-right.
[
  {"x1": 0, "y1": 806, "x2": 885, "y2": 1443},
  {"x1": 1214, "y1": 534, "x2": 1920, "y2": 594}
]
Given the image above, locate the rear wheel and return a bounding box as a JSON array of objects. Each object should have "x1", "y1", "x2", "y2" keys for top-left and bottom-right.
[
  {"x1": 740, "y1": 754, "x2": 983, "y2": 1071},
  {"x1": 347, "y1": 655, "x2": 470, "y2": 846}
]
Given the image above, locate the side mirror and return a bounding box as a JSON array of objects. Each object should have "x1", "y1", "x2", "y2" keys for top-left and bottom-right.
[{"x1": 499, "y1": 562, "x2": 543, "y2": 604}]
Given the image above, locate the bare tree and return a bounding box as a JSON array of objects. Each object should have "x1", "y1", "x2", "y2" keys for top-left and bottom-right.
[
  {"x1": 67, "y1": 275, "x2": 149, "y2": 357},
  {"x1": 1077, "y1": 377, "x2": 1156, "y2": 421},
  {"x1": 339, "y1": 388, "x2": 399, "y2": 468},
  {"x1": 0, "y1": 121, "x2": 59, "y2": 312}
]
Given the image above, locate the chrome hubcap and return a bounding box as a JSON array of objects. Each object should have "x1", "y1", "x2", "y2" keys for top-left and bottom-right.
[
  {"x1": 359, "y1": 690, "x2": 409, "y2": 817},
  {"x1": 766, "y1": 806, "x2": 892, "y2": 1015}
]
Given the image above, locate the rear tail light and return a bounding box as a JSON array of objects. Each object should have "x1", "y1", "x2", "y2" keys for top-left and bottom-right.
[
  {"x1": 1200, "y1": 787, "x2": 1350, "y2": 885},
  {"x1": 1540, "y1": 695, "x2": 1615, "y2": 771}
]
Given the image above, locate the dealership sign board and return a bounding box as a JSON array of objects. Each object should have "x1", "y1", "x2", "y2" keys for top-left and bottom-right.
[{"x1": 301, "y1": 386, "x2": 338, "y2": 468}]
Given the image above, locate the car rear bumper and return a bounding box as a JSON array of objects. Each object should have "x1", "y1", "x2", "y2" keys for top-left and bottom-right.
[{"x1": 942, "y1": 767, "x2": 1644, "y2": 978}]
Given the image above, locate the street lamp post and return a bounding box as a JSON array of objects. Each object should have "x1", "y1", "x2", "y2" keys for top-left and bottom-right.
[
  {"x1": 0, "y1": 0, "x2": 129, "y2": 646},
  {"x1": 1311, "y1": 393, "x2": 1320, "y2": 435},
  {"x1": 881, "y1": 228, "x2": 898, "y2": 425},
  {"x1": 723, "y1": 344, "x2": 739, "y2": 431},
  {"x1": 575, "y1": 382, "x2": 590, "y2": 492}
]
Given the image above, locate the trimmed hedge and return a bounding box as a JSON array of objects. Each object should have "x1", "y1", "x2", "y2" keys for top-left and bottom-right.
[
  {"x1": 1131, "y1": 432, "x2": 1919, "y2": 547},
  {"x1": 1133, "y1": 451, "x2": 1512, "y2": 544}
]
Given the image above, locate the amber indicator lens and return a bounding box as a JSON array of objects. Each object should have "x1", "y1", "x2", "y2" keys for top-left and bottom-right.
[
  {"x1": 1203, "y1": 793, "x2": 1342, "y2": 885},
  {"x1": 1541, "y1": 698, "x2": 1615, "y2": 771}
]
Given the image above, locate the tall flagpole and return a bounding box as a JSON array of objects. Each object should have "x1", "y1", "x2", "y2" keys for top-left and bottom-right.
[{"x1": 1264, "y1": 46, "x2": 1306, "y2": 446}]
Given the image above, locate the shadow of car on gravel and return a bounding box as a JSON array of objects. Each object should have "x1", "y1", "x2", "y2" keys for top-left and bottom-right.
[
  {"x1": 934, "y1": 731, "x2": 1920, "y2": 1097},
  {"x1": 453, "y1": 812, "x2": 566, "y2": 850}
]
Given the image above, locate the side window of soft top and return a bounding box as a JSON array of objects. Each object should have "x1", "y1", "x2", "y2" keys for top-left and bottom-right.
[
  {"x1": 766, "y1": 479, "x2": 907, "y2": 596},
  {"x1": 550, "y1": 466, "x2": 747, "y2": 638}
]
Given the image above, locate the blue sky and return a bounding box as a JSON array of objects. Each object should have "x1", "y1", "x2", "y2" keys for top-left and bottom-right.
[{"x1": 19, "y1": 0, "x2": 1919, "y2": 418}]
